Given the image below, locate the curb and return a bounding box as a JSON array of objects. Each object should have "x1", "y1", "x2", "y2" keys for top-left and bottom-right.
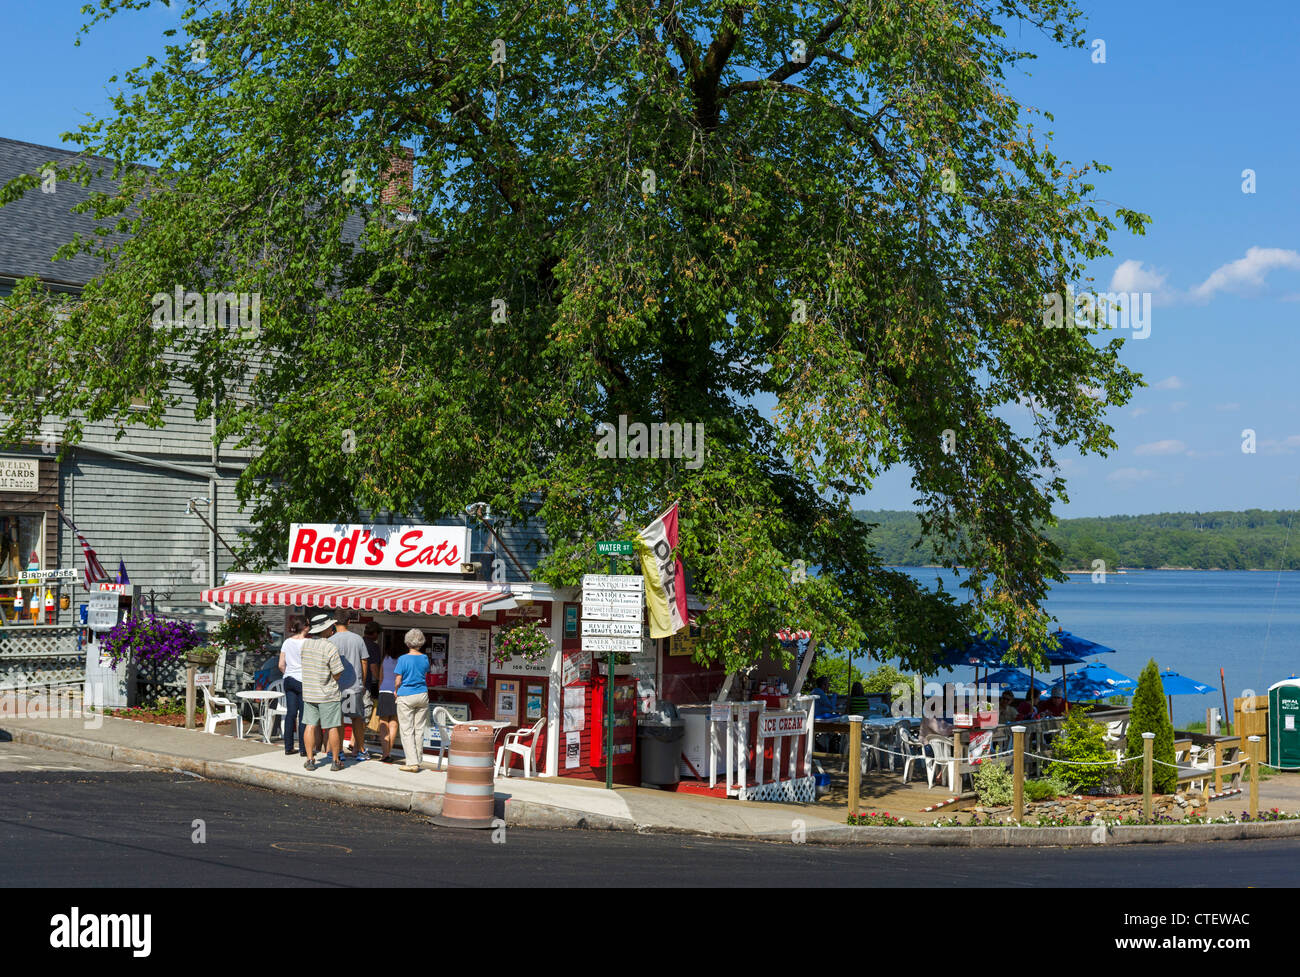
[{"x1": 8, "y1": 725, "x2": 1300, "y2": 847}]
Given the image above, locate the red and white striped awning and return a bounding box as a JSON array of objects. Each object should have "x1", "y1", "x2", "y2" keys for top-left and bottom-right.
[
  {"x1": 202, "y1": 579, "x2": 515, "y2": 618},
  {"x1": 775, "y1": 629, "x2": 812, "y2": 642}
]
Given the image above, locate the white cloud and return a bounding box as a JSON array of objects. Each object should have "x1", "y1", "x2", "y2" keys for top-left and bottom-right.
[
  {"x1": 1191, "y1": 247, "x2": 1300, "y2": 302},
  {"x1": 1131, "y1": 406, "x2": 1150, "y2": 418},
  {"x1": 1108, "y1": 260, "x2": 1174, "y2": 305},
  {"x1": 1170, "y1": 401, "x2": 1188, "y2": 412},
  {"x1": 1152, "y1": 376, "x2": 1183, "y2": 390},
  {"x1": 1135, "y1": 439, "x2": 1187, "y2": 456},
  {"x1": 1260, "y1": 435, "x2": 1300, "y2": 455},
  {"x1": 1215, "y1": 403, "x2": 1241, "y2": 412},
  {"x1": 1107, "y1": 467, "x2": 1157, "y2": 485}
]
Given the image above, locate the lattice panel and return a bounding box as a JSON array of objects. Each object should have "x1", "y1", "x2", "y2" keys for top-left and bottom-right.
[
  {"x1": 740, "y1": 776, "x2": 817, "y2": 804},
  {"x1": 0, "y1": 655, "x2": 85, "y2": 688},
  {"x1": 0, "y1": 628, "x2": 80, "y2": 658}
]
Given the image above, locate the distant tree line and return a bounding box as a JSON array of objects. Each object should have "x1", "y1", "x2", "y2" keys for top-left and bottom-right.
[{"x1": 857, "y1": 509, "x2": 1300, "y2": 571}]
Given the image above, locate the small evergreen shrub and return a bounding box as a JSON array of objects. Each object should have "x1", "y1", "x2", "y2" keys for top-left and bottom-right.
[
  {"x1": 1047, "y1": 706, "x2": 1116, "y2": 793},
  {"x1": 973, "y1": 760, "x2": 1014, "y2": 806},
  {"x1": 1122, "y1": 659, "x2": 1177, "y2": 793}
]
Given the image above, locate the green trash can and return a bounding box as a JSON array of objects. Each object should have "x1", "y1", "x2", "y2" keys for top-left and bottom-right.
[{"x1": 1268, "y1": 677, "x2": 1300, "y2": 772}]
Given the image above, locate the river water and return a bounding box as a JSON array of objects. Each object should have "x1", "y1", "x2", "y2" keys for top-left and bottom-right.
[{"x1": 894, "y1": 569, "x2": 1300, "y2": 726}]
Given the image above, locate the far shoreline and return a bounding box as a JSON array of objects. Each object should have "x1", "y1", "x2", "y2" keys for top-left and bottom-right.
[{"x1": 898, "y1": 565, "x2": 1300, "y2": 573}]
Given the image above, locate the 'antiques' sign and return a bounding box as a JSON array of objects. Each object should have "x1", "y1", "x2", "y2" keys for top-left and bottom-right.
[{"x1": 0, "y1": 458, "x2": 38, "y2": 493}]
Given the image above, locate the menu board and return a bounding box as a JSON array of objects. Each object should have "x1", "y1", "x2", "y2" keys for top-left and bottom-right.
[{"x1": 447, "y1": 628, "x2": 489, "y2": 689}]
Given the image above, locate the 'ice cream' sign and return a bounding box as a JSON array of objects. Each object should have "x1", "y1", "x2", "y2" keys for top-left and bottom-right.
[{"x1": 288, "y1": 523, "x2": 471, "y2": 573}]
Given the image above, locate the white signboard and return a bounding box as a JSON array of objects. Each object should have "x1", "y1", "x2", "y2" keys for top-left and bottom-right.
[
  {"x1": 288, "y1": 523, "x2": 472, "y2": 574},
  {"x1": 581, "y1": 574, "x2": 644, "y2": 591},
  {"x1": 87, "y1": 591, "x2": 120, "y2": 632},
  {"x1": 581, "y1": 620, "x2": 642, "y2": 637},
  {"x1": 18, "y1": 568, "x2": 76, "y2": 581},
  {"x1": 580, "y1": 603, "x2": 642, "y2": 622},
  {"x1": 565, "y1": 731, "x2": 581, "y2": 769},
  {"x1": 447, "y1": 628, "x2": 489, "y2": 689},
  {"x1": 581, "y1": 588, "x2": 644, "y2": 604},
  {"x1": 194, "y1": 672, "x2": 212, "y2": 687},
  {"x1": 563, "y1": 686, "x2": 585, "y2": 731},
  {"x1": 0, "y1": 458, "x2": 38, "y2": 493},
  {"x1": 759, "y1": 712, "x2": 808, "y2": 738},
  {"x1": 581, "y1": 636, "x2": 642, "y2": 652}
]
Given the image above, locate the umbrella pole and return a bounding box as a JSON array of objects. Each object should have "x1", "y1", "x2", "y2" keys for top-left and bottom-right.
[{"x1": 1061, "y1": 663, "x2": 1067, "y2": 713}]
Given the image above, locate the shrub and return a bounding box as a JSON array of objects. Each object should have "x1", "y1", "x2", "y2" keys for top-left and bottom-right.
[
  {"x1": 973, "y1": 760, "x2": 1014, "y2": 806},
  {"x1": 1047, "y1": 706, "x2": 1116, "y2": 793},
  {"x1": 1122, "y1": 659, "x2": 1177, "y2": 793},
  {"x1": 1024, "y1": 779, "x2": 1059, "y2": 802}
]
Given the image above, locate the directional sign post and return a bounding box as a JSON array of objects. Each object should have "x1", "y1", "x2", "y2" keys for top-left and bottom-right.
[{"x1": 583, "y1": 569, "x2": 645, "y2": 790}]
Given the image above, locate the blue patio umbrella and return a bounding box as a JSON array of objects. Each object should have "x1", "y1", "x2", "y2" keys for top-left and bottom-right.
[
  {"x1": 1051, "y1": 673, "x2": 1132, "y2": 701},
  {"x1": 982, "y1": 667, "x2": 1049, "y2": 694},
  {"x1": 1159, "y1": 668, "x2": 1215, "y2": 722},
  {"x1": 1051, "y1": 661, "x2": 1137, "y2": 700},
  {"x1": 938, "y1": 635, "x2": 1008, "y2": 692}
]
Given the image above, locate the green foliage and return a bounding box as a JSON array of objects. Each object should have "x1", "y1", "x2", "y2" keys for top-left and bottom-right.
[
  {"x1": 1024, "y1": 776, "x2": 1070, "y2": 802},
  {"x1": 492, "y1": 620, "x2": 552, "y2": 665},
  {"x1": 861, "y1": 664, "x2": 919, "y2": 695},
  {"x1": 973, "y1": 760, "x2": 1014, "y2": 807},
  {"x1": 211, "y1": 606, "x2": 272, "y2": 657},
  {"x1": 1123, "y1": 659, "x2": 1177, "y2": 793},
  {"x1": 1048, "y1": 707, "x2": 1116, "y2": 793},
  {"x1": 2, "y1": 1, "x2": 1147, "y2": 674},
  {"x1": 857, "y1": 509, "x2": 1300, "y2": 570},
  {"x1": 809, "y1": 652, "x2": 866, "y2": 695}
]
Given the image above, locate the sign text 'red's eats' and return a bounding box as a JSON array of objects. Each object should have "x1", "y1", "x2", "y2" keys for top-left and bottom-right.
[{"x1": 288, "y1": 524, "x2": 471, "y2": 574}]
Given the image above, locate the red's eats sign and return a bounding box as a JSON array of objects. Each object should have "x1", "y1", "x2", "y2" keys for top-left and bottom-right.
[{"x1": 288, "y1": 524, "x2": 471, "y2": 573}]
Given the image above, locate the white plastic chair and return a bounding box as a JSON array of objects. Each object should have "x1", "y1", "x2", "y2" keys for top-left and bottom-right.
[
  {"x1": 199, "y1": 682, "x2": 240, "y2": 736},
  {"x1": 898, "y1": 726, "x2": 927, "y2": 784},
  {"x1": 495, "y1": 718, "x2": 546, "y2": 778},
  {"x1": 265, "y1": 679, "x2": 286, "y2": 740},
  {"x1": 923, "y1": 735, "x2": 954, "y2": 790},
  {"x1": 428, "y1": 706, "x2": 459, "y2": 771}
]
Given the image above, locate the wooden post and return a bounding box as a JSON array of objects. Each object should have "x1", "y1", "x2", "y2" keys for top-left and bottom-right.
[
  {"x1": 1142, "y1": 731, "x2": 1155, "y2": 821},
  {"x1": 1214, "y1": 740, "x2": 1223, "y2": 795},
  {"x1": 1248, "y1": 735, "x2": 1260, "y2": 818},
  {"x1": 185, "y1": 664, "x2": 197, "y2": 730},
  {"x1": 847, "y1": 714, "x2": 863, "y2": 819},
  {"x1": 1012, "y1": 725, "x2": 1026, "y2": 822},
  {"x1": 951, "y1": 729, "x2": 964, "y2": 792}
]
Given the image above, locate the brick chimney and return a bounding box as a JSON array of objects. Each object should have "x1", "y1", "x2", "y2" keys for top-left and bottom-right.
[{"x1": 380, "y1": 146, "x2": 414, "y2": 213}]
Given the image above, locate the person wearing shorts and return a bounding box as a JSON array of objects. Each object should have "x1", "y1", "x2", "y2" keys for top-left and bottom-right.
[
  {"x1": 301, "y1": 614, "x2": 345, "y2": 771},
  {"x1": 375, "y1": 639, "x2": 402, "y2": 762},
  {"x1": 331, "y1": 612, "x2": 371, "y2": 761}
]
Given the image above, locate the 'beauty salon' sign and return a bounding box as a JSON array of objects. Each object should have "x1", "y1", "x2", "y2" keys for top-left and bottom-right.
[{"x1": 288, "y1": 523, "x2": 472, "y2": 574}]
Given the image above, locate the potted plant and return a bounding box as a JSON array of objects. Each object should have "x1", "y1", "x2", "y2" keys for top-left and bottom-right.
[
  {"x1": 491, "y1": 620, "x2": 553, "y2": 666},
  {"x1": 186, "y1": 644, "x2": 220, "y2": 667},
  {"x1": 100, "y1": 614, "x2": 203, "y2": 671},
  {"x1": 209, "y1": 605, "x2": 272, "y2": 661}
]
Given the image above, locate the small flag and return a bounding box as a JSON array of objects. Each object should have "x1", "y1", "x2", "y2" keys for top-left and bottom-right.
[
  {"x1": 116, "y1": 559, "x2": 130, "y2": 585},
  {"x1": 56, "y1": 506, "x2": 109, "y2": 588}
]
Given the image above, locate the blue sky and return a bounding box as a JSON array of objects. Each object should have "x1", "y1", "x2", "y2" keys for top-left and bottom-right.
[{"x1": 2, "y1": 1, "x2": 1297, "y2": 519}]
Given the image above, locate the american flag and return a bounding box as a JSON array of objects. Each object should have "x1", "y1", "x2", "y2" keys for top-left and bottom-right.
[{"x1": 56, "y1": 507, "x2": 109, "y2": 588}]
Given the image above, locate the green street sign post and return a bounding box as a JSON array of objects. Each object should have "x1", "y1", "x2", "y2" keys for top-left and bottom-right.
[{"x1": 597, "y1": 540, "x2": 634, "y2": 556}]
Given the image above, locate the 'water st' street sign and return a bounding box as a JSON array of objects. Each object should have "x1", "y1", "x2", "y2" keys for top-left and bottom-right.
[{"x1": 596, "y1": 541, "x2": 634, "y2": 555}]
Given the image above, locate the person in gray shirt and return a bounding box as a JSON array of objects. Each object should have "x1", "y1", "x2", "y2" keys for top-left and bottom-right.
[{"x1": 330, "y1": 612, "x2": 372, "y2": 760}]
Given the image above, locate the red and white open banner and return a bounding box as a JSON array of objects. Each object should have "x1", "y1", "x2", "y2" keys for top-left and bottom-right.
[{"x1": 636, "y1": 502, "x2": 688, "y2": 639}]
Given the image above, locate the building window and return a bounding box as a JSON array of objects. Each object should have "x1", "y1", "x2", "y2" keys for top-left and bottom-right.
[{"x1": 0, "y1": 513, "x2": 50, "y2": 626}]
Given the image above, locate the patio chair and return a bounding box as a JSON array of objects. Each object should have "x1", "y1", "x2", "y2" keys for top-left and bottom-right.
[
  {"x1": 898, "y1": 726, "x2": 927, "y2": 784},
  {"x1": 428, "y1": 706, "x2": 459, "y2": 770},
  {"x1": 495, "y1": 717, "x2": 546, "y2": 778},
  {"x1": 923, "y1": 735, "x2": 955, "y2": 790},
  {"x1": 265, "y1": 678, "x2": 286, "y2": 741},
  {"x1": 199, "y1": 682, "x2": 240, "y2": 736}
]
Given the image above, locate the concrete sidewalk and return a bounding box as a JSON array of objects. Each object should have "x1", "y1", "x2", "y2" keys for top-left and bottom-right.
[{"x1": 5, "y1": 714, "x2": 1300, "y2": 847}]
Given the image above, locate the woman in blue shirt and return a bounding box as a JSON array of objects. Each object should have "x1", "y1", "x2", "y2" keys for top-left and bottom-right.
[{"x1": 393, "y1": 629, "x2": 431, "y2": 773}]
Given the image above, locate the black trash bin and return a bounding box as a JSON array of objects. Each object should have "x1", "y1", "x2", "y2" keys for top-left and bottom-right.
[{"x1": 639, "y1": 718, "x2": 685, "y2": 786}]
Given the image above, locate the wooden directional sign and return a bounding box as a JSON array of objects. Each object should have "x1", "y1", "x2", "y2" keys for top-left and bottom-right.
[
  {"x1": 581, "y1": 619, "x2": 641, "y2": 638},
  {"x1": 581, "y1": 603, "x2": 642, "y2": 622},
  {"x1": 582, "y1": 574, "x2": 644, "y2": 592},
  {"x1": 581, "y1": 636, "x2": 643, "y2": 652},
  {"x1": 597, "y1": 541, "x2": 634, "y2": 555}
]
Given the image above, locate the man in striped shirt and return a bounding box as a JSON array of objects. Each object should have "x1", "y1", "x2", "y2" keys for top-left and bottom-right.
[{"x1": 301, "y1": 614, "x2": 345, "y2": 771}]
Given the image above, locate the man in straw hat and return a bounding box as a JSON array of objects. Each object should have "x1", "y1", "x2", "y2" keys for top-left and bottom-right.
[
  {"x1": 301, "y1": 613, "x2": 345, "y2": 771},
  {"x1": 392, "y1": 628, "x2": 432, "y2": 773}
]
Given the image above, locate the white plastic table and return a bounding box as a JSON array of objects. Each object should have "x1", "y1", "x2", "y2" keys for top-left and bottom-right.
[{"x1": 236, "y1": 690, "x2": 284, "y2": 744}]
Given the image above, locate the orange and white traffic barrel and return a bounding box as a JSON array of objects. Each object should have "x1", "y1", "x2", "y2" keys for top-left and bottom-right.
[{"x1": 432, "y1": 722, "x2": 497, "y2": 829}]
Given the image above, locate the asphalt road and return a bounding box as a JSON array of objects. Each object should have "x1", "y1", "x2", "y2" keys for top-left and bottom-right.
[{"x1": 2, "y1": 743, "x2": 1298, "y2": 888}]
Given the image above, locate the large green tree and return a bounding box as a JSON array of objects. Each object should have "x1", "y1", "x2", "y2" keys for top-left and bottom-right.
[{"x1": 1, "y1": 0, "x2": 1146, "y2": 673}]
